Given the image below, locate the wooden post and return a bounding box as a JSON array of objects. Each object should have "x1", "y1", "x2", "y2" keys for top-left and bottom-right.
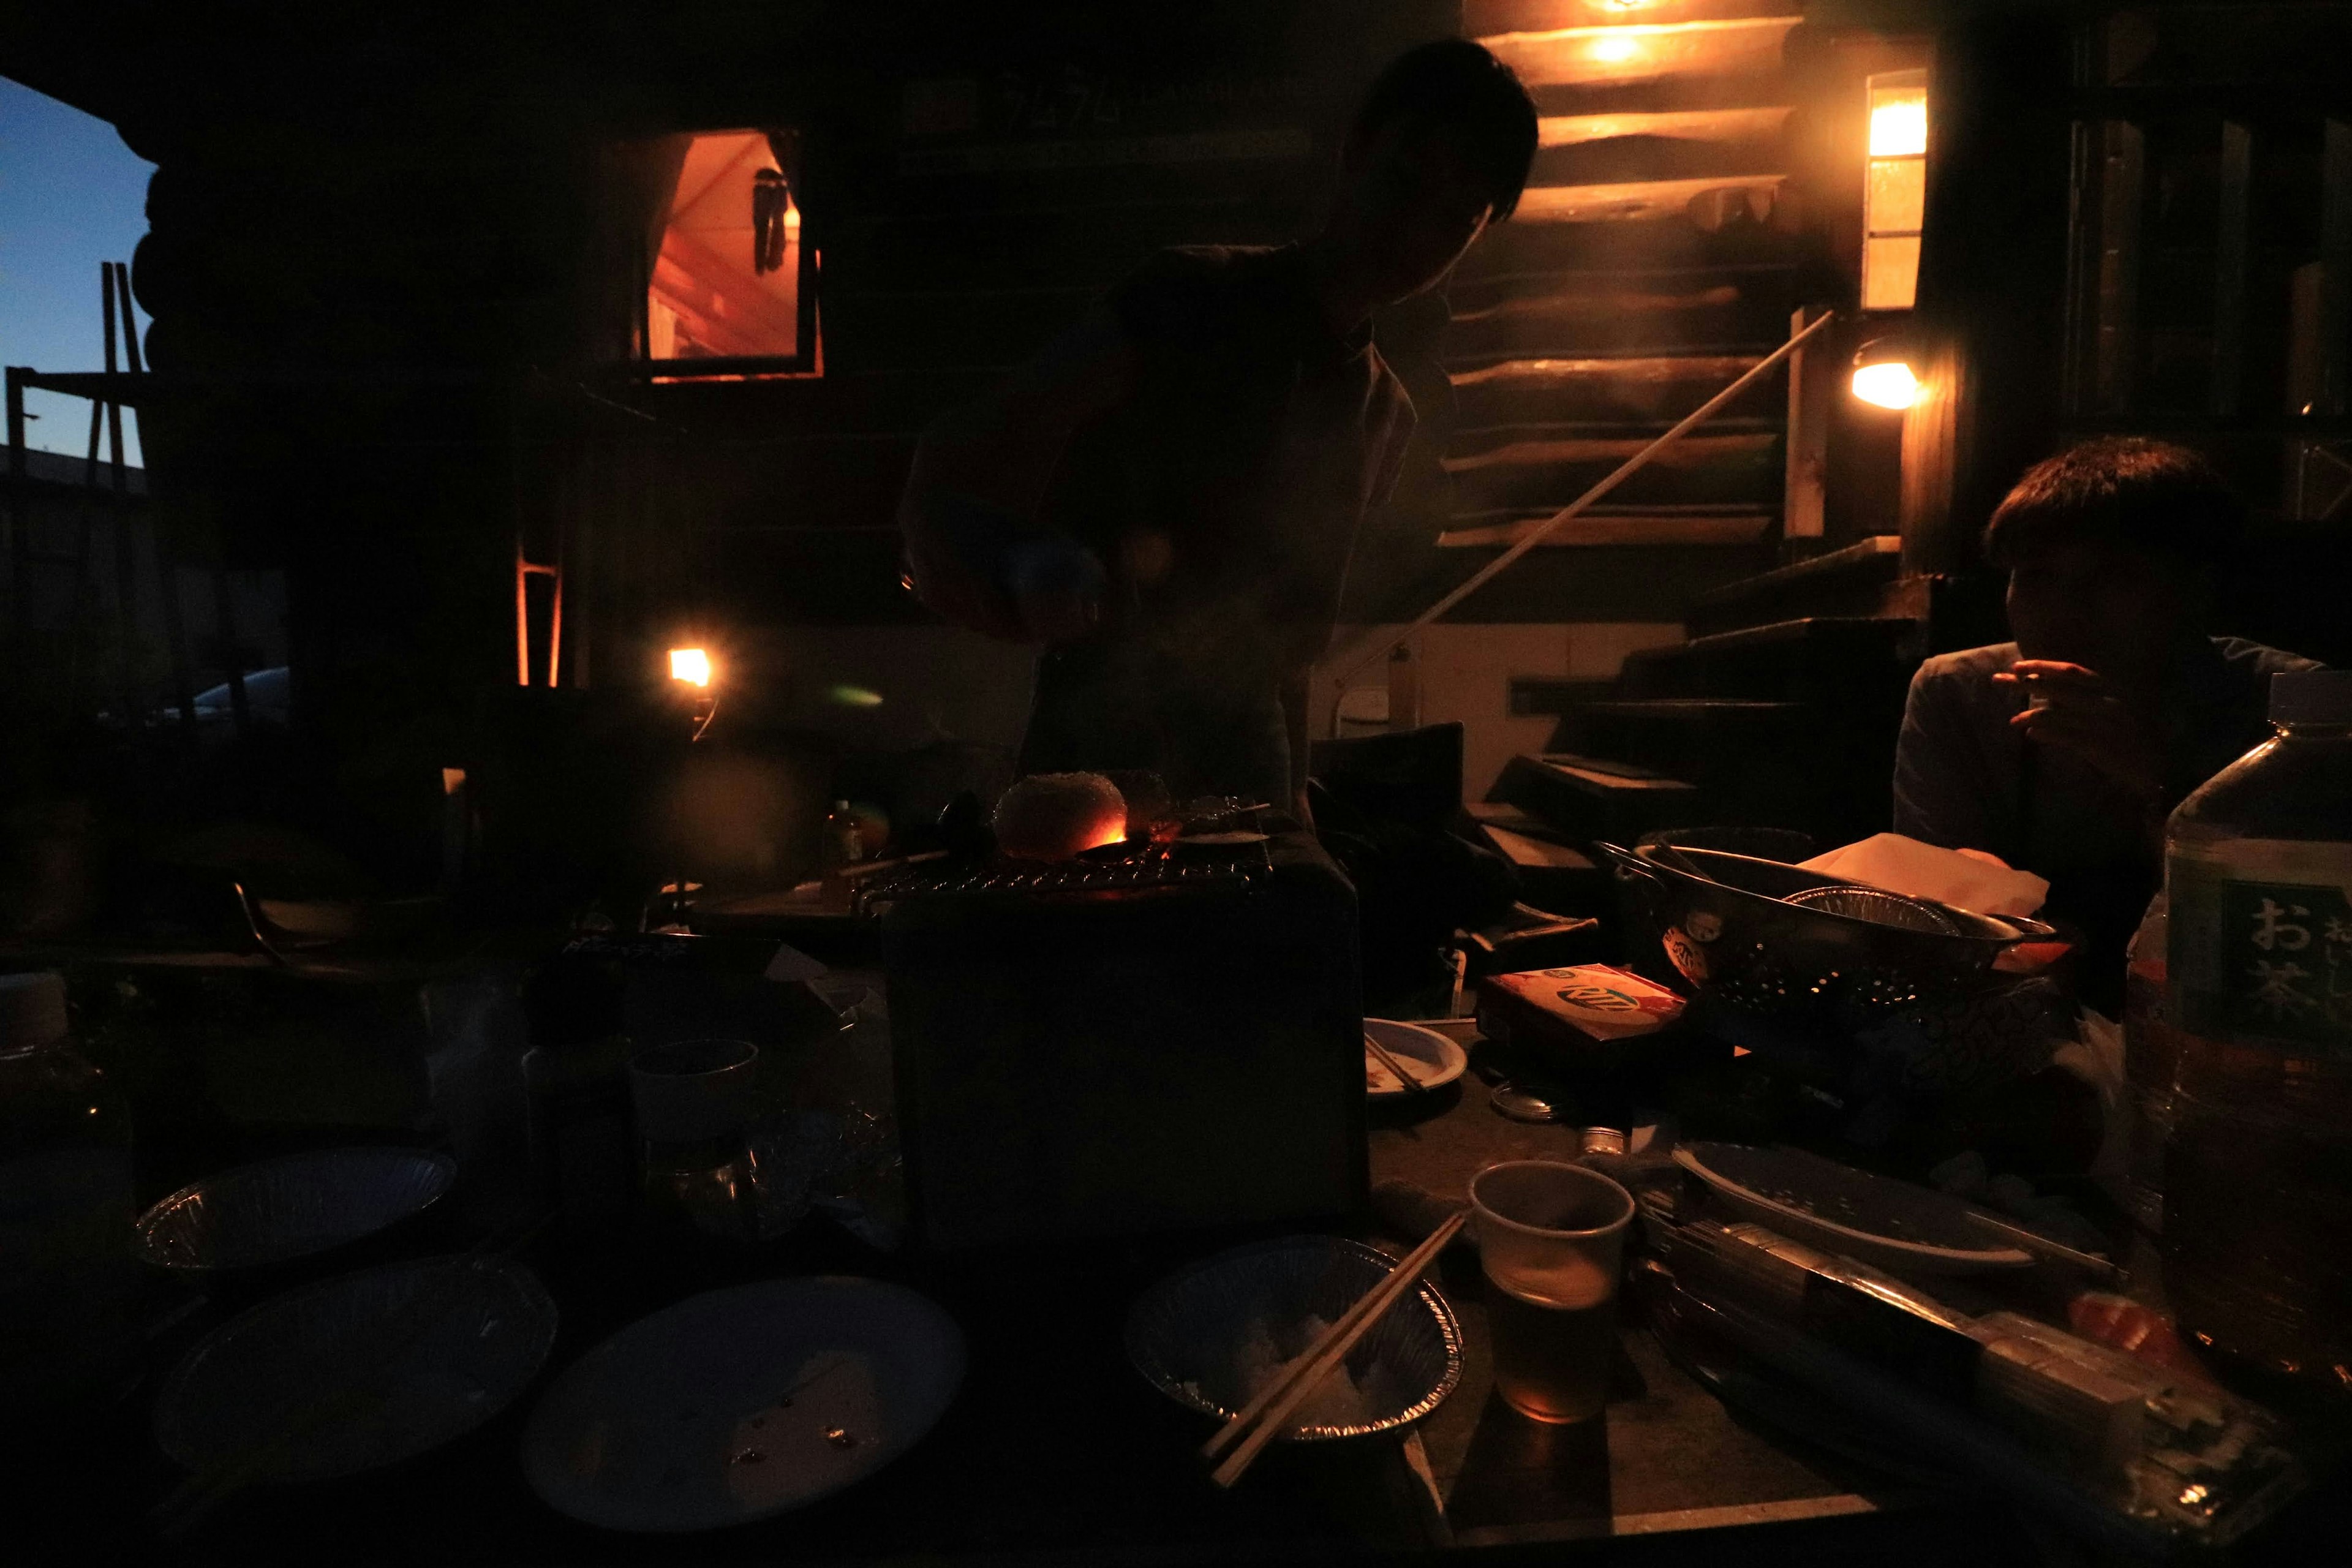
[
  {"x1": 6, "y1": 367, "x2": 26, "y2": 625},
  {"x1": 2211, "y1": 122, "x2": 2253, "y2": 417},
  {"x1": 2321, "y1": 119, "x2": 2351, "y2": 417},
  {"x1": 1782, "y1": 306, "x2": 1828, "y2": 546},
  {"x1": 2094, "y1": 120, "x2": 2144, "y2": 414},
  {"x1": 1898, "y1": 336, "x2": 1967, "y2": 578}
]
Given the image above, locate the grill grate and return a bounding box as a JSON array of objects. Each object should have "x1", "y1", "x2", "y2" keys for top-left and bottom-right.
[{"x1": 857, "y1": 843, "x2": 1269, "y2": 911}]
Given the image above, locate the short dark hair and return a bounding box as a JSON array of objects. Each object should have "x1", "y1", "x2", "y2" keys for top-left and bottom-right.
[
  {"x1": 1349, "y1": 39, "x2": 1539, "y2": 222},
  {"x1": 1983, "y1": 437, "x2": 2245, "y2": 570}
]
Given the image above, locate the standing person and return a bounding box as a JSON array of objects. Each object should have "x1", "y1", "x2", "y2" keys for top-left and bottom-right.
[
  {"x1": 1892, "y1": 438, "x2": 2322, "y2": 1002},
  {"x1": 898, "y1": 40, "x2": 1537, "y2": 815}
]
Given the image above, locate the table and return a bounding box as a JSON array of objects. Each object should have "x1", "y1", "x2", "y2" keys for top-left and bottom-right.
[{"x1": 6, "y1": 937, "x2": 2163, "y2": 1568}]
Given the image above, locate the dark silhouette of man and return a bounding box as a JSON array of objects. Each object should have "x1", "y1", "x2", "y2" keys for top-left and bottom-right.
[{"x1": 899, "y1": 41, "x2": 1537, "y2": 813}]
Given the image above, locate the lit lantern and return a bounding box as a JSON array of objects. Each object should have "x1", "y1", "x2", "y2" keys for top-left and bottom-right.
[
  {"x1": 668, "y1": 647, "x2": 713, "y2": 688},
  {"x1": 1863, "y1": 70, "x2": 1928, "y2": 311},
  {"x1": 1850, "y1": 339, "x2": 1921, "y2": 410}
]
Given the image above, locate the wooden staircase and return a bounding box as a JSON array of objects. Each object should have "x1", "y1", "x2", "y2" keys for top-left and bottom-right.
[
  {"x1": 1438, "y1": 0, "x2": 1816, "y2": 576},
  {"x1": 1490, "y1": 549, "x2": 1934, "y2": 854}
]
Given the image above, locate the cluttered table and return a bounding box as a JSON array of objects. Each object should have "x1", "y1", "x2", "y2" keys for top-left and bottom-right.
[
  {"x1": 7, "y1": 805, "x2": 2348, "y2": 1566},
  {"x1": 9, "y1": 965, "x2": 2084, "y2": 1568}
]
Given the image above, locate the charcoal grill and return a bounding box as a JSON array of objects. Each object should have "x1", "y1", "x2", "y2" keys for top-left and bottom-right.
[{"x1": 879, "y1": 831, "x2": 1363, "y2": 1253}]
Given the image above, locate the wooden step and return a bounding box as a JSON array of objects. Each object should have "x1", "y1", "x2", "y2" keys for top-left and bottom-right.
[
  {"x1": 1442, "y1": 263, "x2": 1799, "y2": 358},
  {"x1": 1449, "y1": 352, "x2": 1776, "y2": 424},
  {"x1": 1615, "y1": 615, "x2": 1921, "y2": 703},
  {"x1": 1370, "y1": 538, "x2": 1776, "y2": 622},
  {"x1": 1487, "y1": 752, "x2": 1706, "y2": 848},
  {"x1": 1513, "y1": 173, "x2": 1786, "y2": 225},
  {"x1": 1679, "y1": 533, "x2": 1910, "y2": 636},
  {"x1": 1466, "y1": 0, "x2": 1801, "y2": 31},
  {"x1": 1444, "y1": 426, "x2": 1781, "y2": 513},
  {"x1": 1539, "y1": 105, "x2": 1792, "y2": 149},
  {"x1": 1436, "y1": 508, "x2": 1771, "y2": 548},
  {"x1": 1455, "y1": 208, "x2": 1809, "y2": 280},
  {"x1": 1538, "y1": 696, "x2": 1905, "y2": 846},
  {"x1": 1477, "y1": 16, "x2": 1801, "y2": 90},
  {"x1": 1531, "y1": 127, "x2": 1786, "y2": 189},
  {"x1": 1548, "y1": 697, "x2": 1805, "y2": 779}
]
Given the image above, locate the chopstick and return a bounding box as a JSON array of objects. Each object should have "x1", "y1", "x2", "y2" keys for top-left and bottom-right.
[
  {"x1": 1363, "y1": 1031, "x2": 1430, "y2": 1096},
  {"x1": 1202, "y1": 1209, "x2": 1467, "y2": 1488}
]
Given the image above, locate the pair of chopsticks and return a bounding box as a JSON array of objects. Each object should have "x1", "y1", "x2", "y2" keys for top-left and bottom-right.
[
  {"x1": 1200, "y1": 1208, "x2": 1468, "y2": 1488},
  {"x1": 1363, "y1": 1032, "x2": 1430, "y2": 1096}
]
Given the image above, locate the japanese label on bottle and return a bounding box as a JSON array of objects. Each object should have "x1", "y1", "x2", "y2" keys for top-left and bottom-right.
[{"x1": 2170, "y1": 841, "x2": 2352, "y2": 1054}]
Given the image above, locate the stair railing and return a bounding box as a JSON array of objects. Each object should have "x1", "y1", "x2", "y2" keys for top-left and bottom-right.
[{"x1": 1325, "y1": 306, "x2": 1839, "y2": 696}]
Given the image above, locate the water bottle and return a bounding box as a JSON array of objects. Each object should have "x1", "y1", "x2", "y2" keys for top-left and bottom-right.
[
  {"x1": 0, "y1": 971, "x2": 140, "y2": 1414},
  {"x1": 2163, "y1": 670, "x2": 2352, "y2": 1387}
]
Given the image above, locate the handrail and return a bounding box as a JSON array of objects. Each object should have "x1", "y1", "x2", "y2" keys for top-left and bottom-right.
[{"x1": 1326, "y1": 307, "x2": 1839, "y2": 692}]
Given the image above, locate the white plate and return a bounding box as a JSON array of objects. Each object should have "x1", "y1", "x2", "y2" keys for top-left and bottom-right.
[
  {"x1": 522, "y1": 1277, "x2": 964, "y2": 1533},
  {"x1": 154, "y1": 1254, "x2": 558, "y2": 1482},
  {"x1": 1363, "y1": 1019, "x2": 1468, "y2": 1099},
  {"x1": 1673, "y1": 1143, "x2": 2035, "y2": 1275}
]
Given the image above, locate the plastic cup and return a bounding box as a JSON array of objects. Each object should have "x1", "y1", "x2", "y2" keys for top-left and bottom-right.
[
  {"x1": 1470, "y1": 1160, "x2": 1635, "y2": 1423},
  {"x1": 628, "y1": 1038, "x2": 760, "y2": 1146}
]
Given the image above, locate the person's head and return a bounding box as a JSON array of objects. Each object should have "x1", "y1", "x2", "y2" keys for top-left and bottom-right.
[
  {"x1": 1986, "y1": 437, "x2": 2241, "y2": 685},
  {"x1": 1322, "y1": 39, "x2": 1537, "y2": 305}
]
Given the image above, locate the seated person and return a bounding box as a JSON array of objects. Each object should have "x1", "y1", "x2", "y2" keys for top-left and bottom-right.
[{"x1": 1892, "y1": 438, "x2": 2321, "y2": 1006}]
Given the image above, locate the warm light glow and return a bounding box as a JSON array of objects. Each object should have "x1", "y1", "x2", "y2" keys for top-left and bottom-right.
[
  {"x1": 1587, "y1": 34, "x2": 1643, "y2": 64},
  {"x1": 1079, "y1": 813, "x2": 1129, "y2": 853},
  {"x1": 1851, "y1": 361, "x2": 1921, "y2": 410},
  {"x1": 1869, "y1": 96, "x2": 1928, "y2": 157},
  {"x1": 669, "y1": 647, "x2": 713, "y2": 687}
]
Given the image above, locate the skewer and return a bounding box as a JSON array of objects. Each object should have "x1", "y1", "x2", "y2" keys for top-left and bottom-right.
[{"x1": 1202, "y1": 1209, "x2": 1468, "y2": 1487}]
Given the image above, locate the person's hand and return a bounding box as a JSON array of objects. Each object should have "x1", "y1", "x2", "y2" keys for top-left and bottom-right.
[
  {"x1": 1005, "y1": 537, "x2": 1106, "y2": 643},
  {"x1": 1994, "y1": 660, "x2": 2165, "y2": 801}
]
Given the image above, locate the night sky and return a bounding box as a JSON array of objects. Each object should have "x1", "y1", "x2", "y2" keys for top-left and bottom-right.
[{"x1": 0, "y1": 75, "x2": 154, "y2": 466}]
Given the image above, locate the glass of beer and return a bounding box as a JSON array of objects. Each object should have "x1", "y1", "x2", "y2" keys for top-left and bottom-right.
[{"x1": 1469, "y1": 1160, "x2": 1635, "y2": 1423}]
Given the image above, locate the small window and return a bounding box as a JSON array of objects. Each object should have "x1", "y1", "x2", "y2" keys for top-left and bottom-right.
[
  {"x1": 1861, "y1": 70, "x2": 1927, "y2": 312},
  {"x1": 644, "y1": 129, "x2": 819, "y2": 377}
]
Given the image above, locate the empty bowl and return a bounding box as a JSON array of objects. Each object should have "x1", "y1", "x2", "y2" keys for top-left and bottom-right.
[
  {"x1": 1125, "y1": 1235, "x2": 1463, "y2": 1441},
  {"x1": 135, "y1": 1147, "x2": 457, "y2": 1271}
]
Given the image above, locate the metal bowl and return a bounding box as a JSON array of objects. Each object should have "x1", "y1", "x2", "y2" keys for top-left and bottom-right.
[
  {"x1": 1125, "y1": 1236, "x2": 1463, "y2": 1441},
  {"x1": 135, "y1": 1147, "x2": 457, "y2": 1272},
  {"x1": 1596, "y1": 842, "x2": 2056, "y2": 1020}
]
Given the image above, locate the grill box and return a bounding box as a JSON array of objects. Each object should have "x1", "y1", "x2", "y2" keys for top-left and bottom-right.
[{"x1": 876, "y1": 832, "x2": 1366, "y2": 1252}]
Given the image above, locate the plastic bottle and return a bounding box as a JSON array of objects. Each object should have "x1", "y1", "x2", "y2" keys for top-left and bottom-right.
[
  {"x1": 0, "y1": 971, "x2": 140, "y2": 1414},
  {"x1": 2120, "y1": 891, "x2": 2179, "y2": 1235},
  {"x1": 2163, "y1": 669, "x2": 2352, "y2": 1387},
  {"x1": 822, "y1": 800, "x2": 865, "y2": 869}
]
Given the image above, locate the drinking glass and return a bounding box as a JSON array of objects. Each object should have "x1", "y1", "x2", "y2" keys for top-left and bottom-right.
[{"x1": 1470, "y1": 1160, "x2": 1635, "y2": 1423}]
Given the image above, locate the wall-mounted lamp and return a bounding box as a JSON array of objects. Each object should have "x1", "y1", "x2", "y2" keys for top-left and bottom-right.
[
  {"x1": 1850, "y1": 338, "x2": 1920, "y2": 410},
  {"x1": 668, "y1": 647, "x2": 714, "y2": 688}
]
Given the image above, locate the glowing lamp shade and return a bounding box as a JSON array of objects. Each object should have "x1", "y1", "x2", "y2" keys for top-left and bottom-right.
[
  {"x1": 1869, "y1": 94, "x2": 1929, "y2": 158},
  {"x1": 668, "y1": 647, "x2": 713, "y2": 687},
  {"x1": 1851, "y1": 359, "x2": 1921, "y2": 410}
]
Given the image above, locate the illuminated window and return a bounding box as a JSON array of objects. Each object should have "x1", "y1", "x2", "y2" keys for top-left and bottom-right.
[
  {"x1": 644, "y1": 129, "x2": 819, "y2": 377},
  {"x1": 1862, "y1": 71, "x2": 1927, "y2": 311}
]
